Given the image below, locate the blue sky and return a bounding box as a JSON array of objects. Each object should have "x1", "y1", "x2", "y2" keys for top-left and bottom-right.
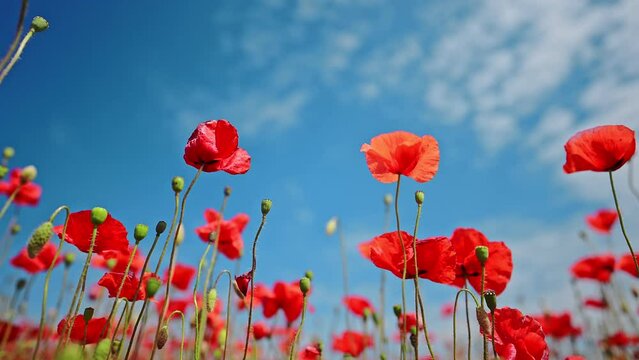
[{"x1": 1, "y1": 0, "x2": 639, "y2": 355}]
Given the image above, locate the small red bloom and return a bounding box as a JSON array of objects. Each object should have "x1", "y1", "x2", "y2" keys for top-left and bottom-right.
[
  {"x1": 54, "y1": 210, "x2": 129, "y2": 254},
  {"x1": 183, "y1": 120, "x2": 251, "y2": 174},
  {"x1": 441, "y1": 303, "x2": 454, "y2": 318},
  {"x1": 252, "y1": 321, "x2": 271, "y2": 340},
  {"x1": 97, "y1": 272, "x2": 146, "y2": 301},
  {"x1": 563, "y1": 125, "x2": 635, "y2": 173},
  {"x1": 332, "y1": 330, "x2": 374, "y2": 357},
  {"x1": 0, "y1": 321, "x2": 22, "y2": 343},
  {"x1": 398, "y1": 313, "x2": 422, "y2": 334},
  {"x1": 164, "y1": 263, "x2": 197, "y2": 291},
  {"x1": 10, "y1": 242, "x2": 61, "y2": 274},
  {"x1": 617, "y1": 253, "x2": 639, "y2": 278},
  {"x1": 0, "y1": 168, "x2": 42, "y2": 206},
  {"x1": 484, "y1": 307, "x2": 549, "y2": 360},
  {"x1": 155, "y1": 296, "x2": 192, "y2": 319},
  {"x1": 343, "y1": 295, "x2": 375, "y2": 317},
  {"x1": 299, "y1": 343, "x2": 322, "y2": 360},
  {"x1": 235, "y1": 270, "x2": 253, "y2": 298},
  {"x1": 450, "y1": 228, "x2": 513, "y2": 295},
  {"x1": 571, "y1": 254, "x2": 615, "y2": 283},
  {"x1": 91, "y1": 247, "x2": 144, "y2": 274},
  {"x1": 533, "y1": 312, "x2": 581, "y2": 339},
  {"x1": 237, "y1": 283, "x2": 270, "y2": 311},
  {"x1": 261, "y1": 281, "x2": 305, "y2": 325},
  {"x1": 583, "y1": 298, "x2": 607, "y2": 309},
  {"x1": 585, "y1": 209, "x2": 618, "y2": 235},
  {"x1": 601, "y1": 331, "x2": 639, "y2": 347},
  {"x1": 57, "y1": 315, "x2": 109, "y2": 345},
  {"x1": 195, "y1": 209, "x2": 249, "y2": 260},
  {"x1": 361, "y1": 131, "x2": 440, "y2": 183}
]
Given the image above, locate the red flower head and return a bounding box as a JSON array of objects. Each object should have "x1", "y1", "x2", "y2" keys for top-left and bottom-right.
[
  {"x1": 234, "y1": 270, "x2": 253, "y2": 298},
  {"x1": 563, "y1": 125, "x2": 635, "y2": 173},
  {"x1": 299, "y1": 343, "x2": 322, "y2": 360},
  {"x1": 398, "y1": 313, "x2": 422, "y2": 334},
  {"x1": 358, "y1": 239, "x2": 374, "y2": 260},
  {"x1": 0, "y1": 321, "x2": 23, "y2": 343},
  {"x1": 360, "y1": 131, "x2": 439, "y2": 184},
  {"x1": 332, "y1": 330, "x2": 374, "y2": 357},
  {"x1": 485, "y1": 307, "x2": 549, "y2": 360},
  {"x1": 570, "y1": 254, "x2": 616, "y2": 283},
  {"x1": 585, "y1": 209, "x2": 618, "y2": 235},
  {"x1": 252, "y1": 321, "x2": 271, "y2": 341},
  {"x1": 10, "y1": 242, "x2": 61, "y2": 274},
  {"x1": 0, "y1": 168, "x2": 42, "y2": 206},
  {"x1": 367, "y1": 231, "x2": 456, "y2": 284},
  {"x1": 57, "y1": 315, "x2": 109, "y2": 345},
  {"x1": 183, "y1": 120, "x2": 251, "y2": 174},
  {"x1": 343, "y1": 295, "x2": 375, "y2": 317},
  {"x1": 617, "y1": 253, "x2": 639, "y2": 278},
  {"x1": 237, "y1": 283, "x2": 271, "y2": 311},
  {"x1": 584, "y1": 298, "x2": 607, "y2": 309},
  {"x1": 54, "y1": 210, "x2": 129, "y2": 254},
  {"x1": 261, "y1": 281, "x2": 305, "y2": 325},
  {"x1": 601, "y1": 331, "x2": 639, "y2": 347},
  {"x1": 164, "y1": 263, "x2": 197, "y2": 291},
  {"x1": 155, "y1": 296, "x2": 192, "y2": 319},
  {"x1": 97, "y1": 272, "x2": 146, "y2": 302},
  {"x1": 533, "y1": 312, "x2": 581, "y2": 339},
  {"x1": 195, "y1": 209, "x2": 249, "y2": 260},
  {"x1": 450, "y1": 228, "x2": 513, "y2": 295},
  {"x1": 91, "y1": 247, "x2": 144, "y2": 274}
]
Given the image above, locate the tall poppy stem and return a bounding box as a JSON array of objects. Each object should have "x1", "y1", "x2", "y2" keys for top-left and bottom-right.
[
  {"x1": 0, "y1": 28, "x2": 35, "y2": 85},
  {"x1": 0, "y1": 184, "x2": 22, "y2": 221},
  {"x1": 480, "y1": 265, "x2": 487, "y2": 360},
  {"x1": 609, "y1": 171, "x2": 639, "y2": 275},
  {"x1": 213, "y1": 270, "x2": 233, "y2": 360},
  {"x1": 464, "y1": 284, "x2": 471, "y2": 360},
  {"x1": 338, "y1": 219, "x2": 351, "y2": 331},
  {"x1": 242, "y1": 213, "x2": 268, "y2": 360},
  {"x1": 394, "y1": 175, "x2": 408, "y2": 360},
  {"x1": 0, "y1": 0, "x2": 29, "y2": 72},
  {"x1": 167, "y1": 310, "x2": 186, "y2": 360},
  {"x1": 103, "y1": 242, "x2": 140, "y2": 336},
  {"x1": 452, "y1": 288, "x2": 480, "y2": 360},
  {"x1": 490, "y1": 311, "x2": 497, "y2": 359},
  {"x1": 289, "y1": 294, "x2": 309, "y2": 360}
]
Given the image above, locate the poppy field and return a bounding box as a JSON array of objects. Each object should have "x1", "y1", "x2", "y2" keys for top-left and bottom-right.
[{"x1": 3, "y1": 2, "x2": 639, "y2": 360}]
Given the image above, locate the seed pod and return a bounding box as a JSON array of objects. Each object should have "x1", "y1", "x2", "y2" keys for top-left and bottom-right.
[
  {"x1": 172, "y1": 176, "x2": 184, "y2": 193},
  {"x1": 20, "y1": 165, "x2": 37, "y2": 183},
  {"x1": 157, "y1": 325, "x2": 169, "y2": 349},
  {"x1": 484, "y1": 290, "x2": 497, "y2": 312},
  {"x1": 475, "y1": 246, "x2": 489, "y2": 266},
  {"x1": 93, "y1": 339, "x2": 111, "y2": 360},
  {"x1": 91, "y1": 207, "x2": 108, "y2": 226},
  {"x1": 261, "y1": 199, "x2": 272, "y2": 216},
  {"x1": 325, "y1": 217, "x2": 338, "y2": 236},
  {"x1": 155, "y1": 220, "x2": 167, "y2": 234},
  {"x1": 476, "y1": 307, "x2": 492, "y2": 335},
  {"x1": 27, "y1": 221, "x2": 53, "y2": 258},
  {"x1": 134, "y1": 224, "x2": 148, "y2": 242},
  {"x1": 415, "y1": 191, "x2": 424, "y2": 205},
  {"x1": 207, "y1": 288, "x2": 218, "y2": 313},
  {"x1": 299, "y1": 276, "x2": 311, "y2": 295},
  {"x1": 31, "y1": 16, "x2": 49, "y2": 33}
]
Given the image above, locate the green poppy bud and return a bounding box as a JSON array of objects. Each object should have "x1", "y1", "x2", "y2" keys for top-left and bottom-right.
[
  {"x1": 171, "y1": 176, "x2": 184, "y2": 193},
  {"x1": 83, "y1": 307, "x2": 94, "y2": 322},
  {"x1": 146, "y1": 277, "x2": 161, "y2": 298},
  {"x1": 93, "y1": 339, "x2": 110, "y2": 360},
  {"x1": 176, "y1": 225, "x2": 185, "y2": 245},
  {"x1": 31, "y1": 16, "x2": 49, "y2": 33},
  {"x1": 325, "y1": 217, "x2": 338, "y2": 236},
  {"x1": 64, "y1": 252, "x2": 75, "y2": 267},
  {"x1": 217, "y1": 329, "x2": 227, "y2": 345},
  {"x1": 475, "y1": 245, "x2": 489, "y2": 266},
  {"x1": 299, "y1": 276, "x2": 311, "y2": 295},
  {"x1": 134, "y1": 223, "x2": 148, "y2": 242},
  {"x1": 224, "y1": 186, "x2": 232, "y2": 197},
  {"x1": 393, "y1": 304, "x2": 402, "y2": 318},
  {"x1": 27, "y1": 221, "x2": 53, "y2": 258},
  {"x1": 56, "y1": 344, "x2": 83, "y2": 360},
  {"x1": 105, "y1": 258, "x2": 117, "y2": 270},
  {"x1": 484, "y1": 290, "x2": 497, "y2": 312},
  {"x1": 261, "y1": 199, "x2": 272, "y2": 216},
  {"x1": 10, "y1": 223, "x2": 20, "y2": 235},
  {"x1": 0, "y1": 165, "x2": 8, "y2": 179},
  {"x1": 207, "y1": 288, "x2": 218, "y2": 313},
  {"x1": 409, "y1": 327, "x2": 417, "y2": 348},
  {"x1": 476, "y1": 307, "x2": 492, "y2": 334},
  {"x1": 380, "y1": 354, "x2": 387, "y2": 360},
  {"x1": 90, "y1": 207, "x2": 108, "y2": 226},
  {"x1": 155, "y1": 220, "x2": 167, "y2": 234},
  {"x1": 383, "y1": 194, "x2": 392, "y2": 206},
  {"x1": 3, "y1": 147, "x2": 15, "y2": 159},
  {"x1": 157, "y1": 325, "x2": 168, "y2": 349},
  {"x1": 20, "y1": 165, "x2": 37, "y2": 183},
  {"x1": 415, "y1": 191, "x2": 424, "y2": 205},
  {"x1": 304, "y1": 270, "x2": 314, "y2": 281}
]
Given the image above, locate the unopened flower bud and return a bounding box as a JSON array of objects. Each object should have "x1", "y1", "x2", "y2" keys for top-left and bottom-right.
[
  {"x1": 106, "y1": 258, "x2": 117, "y2": 270},
  {"x1": 16, "y1": 278, "x2": 26, "y2": 290},
  {"x1": 218, "y1": 329, "x2": 227, "y2": 345},
  {"x1": 20, "y1": 165, "x2": 37, "y2": 183},
  {"x1": 27, "y1": 221, "x2": 53, "y2": 258},
  {"x1": 383, "y1": 194, "x2": 392, "y2": 206},
  {"x1": 261, "y1": 199, "x2": 272, "y2": 216},
  {"x1": 83, "y1": 307, "x2": 94, "y2": 322},
  {"x1": 415, "y1": 191, "x2": 424, "y2": 205},
  {"x1": 31, "y1": 16, "x2": 49, "y2": 33},
  {"x1": 58, "y1": 344, "x2": 83, "y2": 360},
  {"x1": 299, "y1": 276, "x2": 311, "y2": 295},
  {"x1": 134, "y1": 224, "x2": 148, "y2": 242},
  {"x1": 110, "y1": 340, "x2": 121, "y2": 355},
  {"x1": 176, "y1": 225, "x2": 185, "y2": 245},
  {"x1": 224, "y1": 186, "x2": 232, "y2": 197},
  {"x1": 64, "y1": 252, "x2": 75, "y2": 267},
  {"x1": 326, "y1": 217, "x2": 338, "y2": 236},
  {"x1": 91, "y1": 207, "x2": 108, "y2": 226},
  {"x1": 380, "y1": 354, "x2": 387, "y2": 360},
  {"x1": 372, "y1": 312, "x2": 380, "y2": 326},
  {"x1": 146, "y1": 277, "x2": 161, "y2": 298},
  {"x1": 171, "y1": 176, "x2": 184, "y2": 193},
  {"x1": 475, "y1": 245, "x2": 489, "y2": 266},
  {"x1": 207, "y1": 288, "x2": 218, "y2": 313},
  {"x1": 0, "y1": 165, "x2": 8, "y2": 179},
  {"x1": 93, "y1": 339, "x2": 111, "y2": 360},
  {"x1": 484, "y1": 290, "x2": 497, "y2": 312},
  {"x1": 304, "y1": 270, "x2": 314, "y2": 281},
  {"x1": 393, "y1": 304, "x2": 402, "y2": 318},
  {"x1": 155, "y1": 220, "x2": 167, "y2": 234},
  {"x1": 476, "y1": 307, "x2": 492, "y2": 334},
  {"x1": 10, "y1": 223, "x2": 20, "y2": 235},
  {"x1": 3, "y1": 147, "x2": 14, "y2": 159},
  {"x1": 409, "y1": 328, "x2": 417, "y2": 348},
  {"x1": 157, "y1": 325, "x2": 168, "y2": 349},
  {"x1": 363, "y1": 308, "x2": 372, "y2": 321}
]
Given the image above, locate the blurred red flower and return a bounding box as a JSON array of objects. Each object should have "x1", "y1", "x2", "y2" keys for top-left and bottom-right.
[
  {"x1": 183, "y1": 119, "x2": 251, "y2": 174},
  {"x1": 440, "y1": 303, "x2": 454, "y2": 318},
  {"x1": 155, "y1": 296, "x2": 192, "y2": 319},
  {"x1": 332, "y1": 330, "x2": 374, "y2": 357},
  {"x1": 0, "y1": 321, "x2": 23, "y2": 343},
  {"x1": 261, "y1": 281, "x2": 305, "y2": 325},
  {"x1": 484, "y1": 307, "x2": 549, "y2": 360},
  {"x1": 601, "y1": 331, "x2": 639, "y2": 347},
  {"x1": 0, "y1": 168, "x2": 42, "y2": 206},
  {"x1": 360, "y1": 131, "x2": 440, "y2": 183},
  {"x1": 565, "y1": 356, "x2": 586, "y2": 360},
  {"x1": 571, "y1": 254, "x2": 615, "y2": 283},
  {"x1": 583, "y1": 298, "x2": 607, "y2": 309},
  {"x1": 97, "y1": 272, "x2": 146, "y2": 302},
  {"x1": 533, "y1": 312, "x2": 581, "y2": 339},
  {"x1": 450, "y1": 228, "x2": 513, "y2": 295},
  {"x1": 10, "y1": 242, "x2": 61, "y2": 274},
  {"x1": 343, "y1": 295, "x2": 375, "y2": 317},
  {"x1": 252, "y1": 321, "x2": 271, "y2": 340},
  {"x1": 235, "y1": 270, "x2": 253, "y2": 298},
  {"x1": 585, "y1": 209, "x2": 618, "y2": 235},
  {"x1": 617, "y1": 253, "x2": 639, "y2": 278},
  {"x1": 398, "y1": 313, "x2": 422, "y2": 334},
  {"x1": 54, "y1": 210, "x2": 129, "y2": 254},
  {"x1": 164, "y1": 263, "x2": 197, "y2": 291},
  {"x1": 195, "y1": 209, "x2": 249, "y2": 260},
  {"x1": 91, "y1": 247, "x2": 144, "y2": 274},
  {"x1": 57, "y1": 315, "x2": 108, "y2": 345},
  {"x1": 563, "y1": 125, "x2": 635, "y2": 173},
  {"x1": 299, "y1": 343, "x2": 322, "y2": 360}
]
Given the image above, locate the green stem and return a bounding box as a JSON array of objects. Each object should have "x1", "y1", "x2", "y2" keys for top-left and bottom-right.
[
  {"x1": 609, "y1": 171, "x2": 639, "y2": 275},
  {"x1": 491, "y1": 311, "x2": 497, "y2": 359},
  {"x1": 464, "y1": 284, "x2": 471, "y2": 360},
  {"x1": 167, "y1": 311, "x2": 186, "y2": 360},
  {"x1": 379, "y1": 197, "x2": 390, "y2": 357},
  {"x1": 480, "y1": 265, "x2": 487, "y2": 360},
  {"x1": 0, "y1": 184, "x2": 22, "y2": 221},
  {"x1": 213, "y1": 270, "x2": 233, "y2": 360},
  {"x1": 289, "y1": 295, "x2": 308, "y2": 360},
  {"x1": 0, "y1": 0, "x2": 29, "y2": 72},
  {"x1": 103, "y1": 242, "x2": 140, "y2": 338},
  {"x1": 153, "y1": 194, "x2": 180, "y2": 275},
  {"x1": 394, "y1": 175, "x2": 407, "y2": 360},
  {"x1": 0, "y1": 29, "x2": 34, "y2": 85},
  {"x1": 452, "y1": 289, "x2": 480, "y2": 360}
]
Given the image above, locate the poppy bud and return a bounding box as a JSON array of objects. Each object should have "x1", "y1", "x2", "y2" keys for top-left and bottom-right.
[
  {"x1": 93, "y1": 339, "x2": 111, "y2": 360},
  {"x1": 363, "y1": 308, "x2": 371, "y2": 322},
  {"x1": 0, "y1": 165, "x2": 8, "y2": 179},
  {"x1": 155, "y1": 220, "x2": 167, "y2": 234},
  {"x1": 393, "y1": 304, "x2": 402, "y2": 318},
  {"x1": 484, "y1": 290, "x2": 497, "y2": 312},
  {"x1": 304, "y1": 270, "x2": 314, "y2": 281},
  {"x1": 16, "y1": 278, "x2": 26, "y2": 290},
  {"x1": 383, "y1": 194, "x2": 392, "y2": 206},
  {"x1": 475, "y1": 245, "x2": 489, "y2": 265},
  {"x1": 146, "y1": 277, "x2": 161, "y2": 298},
  {"x1": 171, "y1": 176, "x2": 184, "y2": 193},
  {"x1": 91, "y1": 207, "x2": 108, "y2": 226},
  {"x1": 106, "y1": 259, "x2": 117, "y2": 270},
  {"x1": 3, "y1": 147, "x2": 15, "y2": 159},
  {"x1": 415, "y1": 191, "x2": 424, "y2": 205},
  {"x1": 476, "y1": 307, "x2": 492, "y2": 334},
  {"x1": 371, "y1": 312, "x2": 380, "y2": 326},
  {"x1": 299, "y1": 276, "x2": 311, "y2": 295},
  {"x1": 409, "y1": 327, "x2": 417, "y2": 348},
  {"x1": 31, "y1": 16, "x2": 49, "y2": 33},
  {"x1": 380, "y1": 354, "x2": 387, "y2": 360},
  {"x1": 134, "y1": 224, "x2": 148, "y2": 242},
  {"x1": 58, "y1": 344, "x2": 83, "y2": 360},
  {"x1": 83, "y1": 307, "x2": 94, "y2": 322},
  {"x1": 218, "y1": 329, "x2": 227, "y2": 345},
  {"x1": 326, "y1": 217, "x2": 338, "y2": 236},
  {"x1": 110, "y1": 340, "x2": 121, "y2": 355},
  {"x1": 224, "y1": 186, "x2": 232, "y2": 197},
  {"x1": 176, "y1": 225, "x2": 185, "y2": 245},
  {"x1": 27, "y1": 221, "x2": 53, "y2": 258},
  {"x1": 64, "y1": 252, "x2": 75, "y2": 267},
  {"x1": 207, "y1": 288, "x2": 217, "y2": 313},
  {"x1": 20, "y1": 165, "x2": 37, "y2": 183},
  {"x1": 157, "y1": 325, "x2": 169, "y2": 349},
  {"x1": 261, "y1": 199, "x2": 272, "y2": 216}
]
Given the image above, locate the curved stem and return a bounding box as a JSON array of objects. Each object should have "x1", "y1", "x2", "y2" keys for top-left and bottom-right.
[
  {"x1": 0, "y1": 184, "x2": 23, "y2": 221},
  {"x1": 192, "y1": 242, "x2": 212, "y2": 358},
  {"x1": 242, "y1": 214, "x2": 267, "y2": 360},
  {"x1": 452, "y1": 288, "x2": 480, "y2": 360},
  {"x1": 0, "y1": 29, "x2": 34, "y2": 85},
  {"x1": 464, "y1": 284, "x2": 471, "y2": 360},
  {"x1": 214, "y1": 270, "x2": 233, "y2": 360},
  {"x1": 153, "y1": 193, "x2": 180, "y2": 274},
  {"x1": 289, "y1": 295, "x2": 308, "y2": 360},
  {"x1": 480, "y1": 265, "x2": 487, "y2": 360},
  {"x1": 609, "y1": 171, "x2": 639, "y2": 275},
  {"x1": 394, "y1": 175, "x2": 407, "y2": 360},
  {"x1": 0, "y1": 0, "x2": 29, "y2": 72},
  {"x1": 167, "y1": 311, "x2": 186, "y2": 360},
  {"x1": 379, "y1": 198, "x2": 390, "y2": 356}
]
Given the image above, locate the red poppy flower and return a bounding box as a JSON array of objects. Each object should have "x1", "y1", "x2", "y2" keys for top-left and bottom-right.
[
  {"x1": 299, "y1": 343, "x2": 322, "y2": 360},
  {"x1": 235, "y1": 270, "x2": 253, "y2": 298},
  {"x1": 0, "y1": 168, "x2": 42, "y2": 206},
  {"x1": 533, "y1": 312, "x2": 581, "y2": 339},
  {"x1": 97, "y1": 272, "x2": 146, "y2": 302},
  {"x1": 601, "y1": 331, "x2": 639, "y2": 347},
  {"x1": 357, "y1": 239, "x2": 374, "y2": 260},
  {"x1": 57, "y1": 315, "x2": 109, "y2": 345},
  {"x1": 163, "y1": 263, "x2": 196, "y2": 291},
  {"x1": 583, "y1": 298, "x2": 607, "y2": 309},
  {"x1": 183, "y1": 120, "x2": 251, "y2": 174},
  {"x1": 332, "y1": 330, "x2": 374, "y2": 357},
  {"x1": 0, "y1": 321, "x2": 23, "y2": 343},
  {"x1": 91, "y1": 247, "x2": 144, "y2": 274},
  {"x1": 585, "y1": 209, "x2": 618, "y2": 235},
  {"x1": 617, "y1": 253, "x2": 639, "y2": 278},
  {"x1": 155, "y1": 296, "x2": 192, "y2": 319},
  {"x1": 252, "y1": 321, "x2": 271, "y2": 340},
  {"x1": 484, "y1": 307, "x2": 549, "y2": 360},
  {"x1": 10, "y1": 242, "x2": 61, "y2": 274},
  {"x1": 398, "y1": 313, "x2": 422, "y2": 334},
  {"x1": 195, "y1": 209, "x2": 249, "y2": 260},
  {"x1": 367, "y1": 231, "x2": 456, "y2": 284},
  {"x1": 450, "y1": 228, "x2": 513, "y2": 295},
  {"x1": 237, "y1": 283, "x2": 271, "y2": 311},
  {"x1": 563, "y1": 125, "x2": 635, "y2": 173},
  {"x1": 360, "y1": 131, "x2": 440, "y2": 183},
  {"x1": 343, "y1": 295, "x2": 375, "y2": 317},
  {"x1": 261, "y1": 281, "x2": 305, "y2": 325},
  {"x1": 441, "y1": 303, "x2": 454, "y2": 318},
  {"x1": 570, "y1": 254, "x2": 615, "y2": 283},
  {"x1": 54, "y1": 210, "x2": 129, "y2": 254}
]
